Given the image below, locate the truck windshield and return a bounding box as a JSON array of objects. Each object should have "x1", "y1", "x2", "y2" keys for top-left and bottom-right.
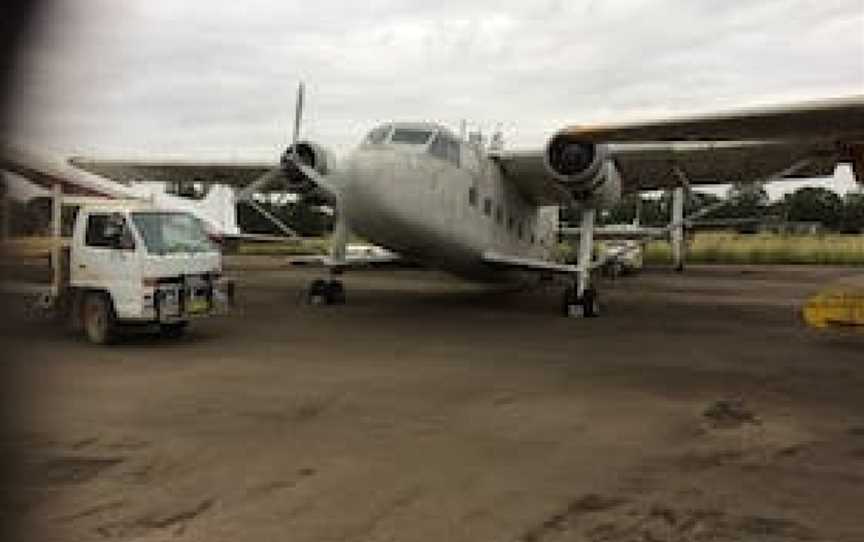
[{"x1": 131, "y1": 212, "x2": 216, "y2": 254}]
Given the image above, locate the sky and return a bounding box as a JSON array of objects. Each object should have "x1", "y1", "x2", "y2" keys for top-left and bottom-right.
[{"x1": 4, "y1": 0, "x2": 864, "y2": 198}]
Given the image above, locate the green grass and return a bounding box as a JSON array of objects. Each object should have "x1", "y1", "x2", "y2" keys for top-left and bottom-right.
[
  {"x1": 234, "y1": 238, "x2": 330, "y2": 256},
  {"x1": 642, "y1": 233, "x2": 864, "y2": 266},
  {"x1": 235, "y1": 232, "x2": 864, "y2": 266}
]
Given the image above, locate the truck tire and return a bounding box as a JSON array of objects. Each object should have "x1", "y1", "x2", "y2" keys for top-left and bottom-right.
[
  {"x1": 160, "y1": 322, "x2": 188, "y2": 339},
  {"x1": 66, "y1": 292, "x2": 85, "y2": 334},
  {"x1": 83, "y1": 292, "x2": 117, "y2": 345}
]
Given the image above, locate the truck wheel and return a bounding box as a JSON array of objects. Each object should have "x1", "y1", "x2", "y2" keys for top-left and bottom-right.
[
  {"x1": 66, "y1": 293, "x2": 85, "y2": 333},
  {"x1": 83, "y1": 293, "x2": 117, "y2": 345},
  {"x1": 160, "y1": 322, "x2": 188, "y2": 339}
]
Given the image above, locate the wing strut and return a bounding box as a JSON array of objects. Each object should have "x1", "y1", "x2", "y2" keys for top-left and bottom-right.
[{"x1": 245, "y1": 199, "x2": 299, "y2": 238}]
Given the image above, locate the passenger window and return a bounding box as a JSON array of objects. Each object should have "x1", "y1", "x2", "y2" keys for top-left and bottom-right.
[
  {"x1": 86, "y1": 213, "x2": 135, "y2": 250},
  {"x1": 468, "y1": 186, "x2": 478, "y2": 207},
  {"x1": 483, "y1": 198, "x2": 492, "y2": 216}
]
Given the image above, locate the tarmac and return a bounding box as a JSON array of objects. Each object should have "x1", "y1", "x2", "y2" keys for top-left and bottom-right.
[{"x1": 3, "y1": 261, "x2": 864, "y2": 541}]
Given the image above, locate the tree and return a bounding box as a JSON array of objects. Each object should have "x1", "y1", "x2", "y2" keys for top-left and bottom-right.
[
  {"x1": 840, "y1": 192, "x2": 864, "y2": 233},
  {"x1": 776, "y1": 186, "x2": 844, "y2": 230},
  {"x1": 719, "y1": 182, "x2": 770, "y2": 219}
]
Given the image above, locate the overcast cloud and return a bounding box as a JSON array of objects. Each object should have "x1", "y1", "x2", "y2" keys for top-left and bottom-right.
[{"x1": 4, "y1": 0, "x2": 864, "y2": 195}]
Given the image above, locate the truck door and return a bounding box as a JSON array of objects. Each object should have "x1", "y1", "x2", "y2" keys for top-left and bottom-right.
[{"x1": 71, "y1": 212, "x2": 141, "y2": 318}]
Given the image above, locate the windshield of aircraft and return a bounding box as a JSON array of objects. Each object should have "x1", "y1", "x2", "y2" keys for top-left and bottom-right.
[
  {"x1": 131, "y1": 212, "x2": 217, "y2": 255},
  {"x1": 390, "y1": 128, "x2": 434, "y2": 145},
  {"x1": 365, "y1": 124, "x2": 392, "y2": 144}
]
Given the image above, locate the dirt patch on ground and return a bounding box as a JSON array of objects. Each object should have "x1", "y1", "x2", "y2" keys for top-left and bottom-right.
[{"x1": 3, "y1": 265, "x2": 864, "y2": 541}]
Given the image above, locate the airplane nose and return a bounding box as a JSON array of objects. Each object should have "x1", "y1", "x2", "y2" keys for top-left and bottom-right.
[
  {"x1": 344, "y1": 149, "x2": 402, "y2": 199},
  {"x1": 341, "y1": 149, "x2": 412, "y2": 242}
]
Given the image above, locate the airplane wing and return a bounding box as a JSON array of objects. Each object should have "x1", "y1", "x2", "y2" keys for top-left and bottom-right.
[
  {"x1": 1, "y1": 146, "x2": 301, "y2": 242},
  {"x1": 70, "y1": 157, "x2": 336, "y2": 205},
  {"x1": 558, "y1": 95, "x2": 864, "y2": 143},
  {"x1": 69, "y1": 158, "x2": 274, "y2": 187},
  {"x1": 494, "y1": 95, "x2": 864, "y2": 202}
]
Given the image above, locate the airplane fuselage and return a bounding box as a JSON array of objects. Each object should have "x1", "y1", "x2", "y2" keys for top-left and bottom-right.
[{"x1": 334, "y1": 123, "x2": 558, "y2": 281}]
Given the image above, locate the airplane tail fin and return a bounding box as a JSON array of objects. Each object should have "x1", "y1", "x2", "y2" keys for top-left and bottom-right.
[
  {"x1": 194, "y1": 185, "x2": 239, "y2": 236},
  {"x1": 143, "y1": 183, "x2": 240, "y2": 236}
]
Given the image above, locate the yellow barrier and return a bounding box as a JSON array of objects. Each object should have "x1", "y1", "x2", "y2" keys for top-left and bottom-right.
[{"x1": 803, "y1": 288, "x2": 864, "y2": 329}]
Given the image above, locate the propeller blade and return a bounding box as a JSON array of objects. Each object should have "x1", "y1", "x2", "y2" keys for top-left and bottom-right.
[
  {"x1": 291, "y1": 82, "x2": 305, "y2": 151},
  {"x1": 237, "y1": 168, "x2": 281, "y2": 202}
]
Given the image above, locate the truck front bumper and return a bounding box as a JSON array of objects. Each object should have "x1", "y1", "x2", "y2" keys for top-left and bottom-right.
[{"x1": 152, "y1": 276, "x2": 234, "y2": 323}]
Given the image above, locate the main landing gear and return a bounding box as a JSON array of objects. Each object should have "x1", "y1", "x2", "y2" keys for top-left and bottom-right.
[
  {"x1": 563, "y1": 204, "x2": 600, "y2": 319},
  {"x1": 563, "y1": 284, "x2": 599, "y2": 318},
  {"x1": 306, "y1": 278, "x2": 346, "y2": 305}
]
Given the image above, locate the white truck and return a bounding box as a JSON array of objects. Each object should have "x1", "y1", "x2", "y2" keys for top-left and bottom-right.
[{"x1": 4, "y1": 196, "x2": 234, "y2": 344}]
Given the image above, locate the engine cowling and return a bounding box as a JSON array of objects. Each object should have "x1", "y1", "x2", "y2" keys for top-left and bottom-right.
[
  {"x1": 544, "y1": 132, "x2": 621, "y2": 208},
  {"x1": 280, "y1": 141, "x2": 336, "y2": 180}
]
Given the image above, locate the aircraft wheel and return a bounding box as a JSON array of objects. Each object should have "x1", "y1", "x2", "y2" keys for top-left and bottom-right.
[
  {"x1": 562, "y1": 286, "x2": 600, "y2": 318},
  {"x1": 582, "y1": 288, "x2": 600, "y2": 318},
  {"x1": 327, "y1": 280, "x2": 346, "y2": 305},
  {"x1": 562, "y1": 286, "x2": 581, "y2": 318},
  {"x1": 83, "y1": 292, "x2": 117, "y2": 344},
  {"x1": 307, "y1": 279, "x2": 329, "y2": 305},
  {"x1": 160, "y1": 321, "x2": 188, "y2": 339}
]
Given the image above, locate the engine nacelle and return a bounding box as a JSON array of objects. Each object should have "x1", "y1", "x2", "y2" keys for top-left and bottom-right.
[
  {"x1": 280, "y1": 141, "x2": 336, "y2": 180},
  {"x1": 544, "y1": 132, "x2": 621, "y2": 208}
]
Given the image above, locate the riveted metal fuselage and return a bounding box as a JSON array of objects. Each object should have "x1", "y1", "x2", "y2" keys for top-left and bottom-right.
[{"x1": 331, "y1": 129, "x2": 558, "y2": 282}]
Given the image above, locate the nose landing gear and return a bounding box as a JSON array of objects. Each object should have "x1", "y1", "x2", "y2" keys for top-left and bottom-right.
[{"x1": 307, "y1": 279, "x2": 346, "y2": 305}]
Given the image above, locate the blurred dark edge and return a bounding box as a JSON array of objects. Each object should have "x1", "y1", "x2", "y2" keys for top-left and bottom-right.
[{"x1": 1, "y1": 2, "x2": 50, "y2": 541}]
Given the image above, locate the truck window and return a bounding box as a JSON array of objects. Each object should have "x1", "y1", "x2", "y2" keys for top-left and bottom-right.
[
  {"x1": 85, "y1": 213, "x2": 134, "y2": 249},
  {"x1": 131, "y1": 212, "x2": 215, "y2": 254}
]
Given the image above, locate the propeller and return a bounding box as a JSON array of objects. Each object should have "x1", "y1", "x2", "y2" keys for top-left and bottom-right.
[
  {"x1": 291, "y1": 81, "x2": 305, "y2": 156},
  {"x1": 236, "y1": 82, "x2": 339, "y2": 240},
  {"x1": 237, "y1": 82, "x2": 306, "y2": 203}
]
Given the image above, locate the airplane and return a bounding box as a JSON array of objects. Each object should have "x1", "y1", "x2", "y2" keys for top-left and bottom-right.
[
  {"x1": 5, "y1": 87, "x2": 864, "y2": 317},
  {"x1": 0, "y1": 144, "x2": 279, "y2": 243}
]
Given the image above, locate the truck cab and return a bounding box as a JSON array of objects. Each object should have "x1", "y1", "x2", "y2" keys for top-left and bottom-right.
[{"x1": 69, "y1": 201, "x2": 232, "y2": 343}]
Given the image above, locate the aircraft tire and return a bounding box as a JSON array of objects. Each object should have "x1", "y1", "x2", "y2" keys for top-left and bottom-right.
[
  {"x1": 562, "y1": 286, "x2": 580, "y2": 318},
  {"x1": 582, "y1": 288, "x2": 600, "y2": 318},
  {"x1": 160, "y1": 322, "x2": 188, "y2": 339},
  {"x1": 307, "y1": 279, "x2": 329, "y2": 305},
  {"x1": 327, "y1": 280, "x2": 346, "y2": 305}
]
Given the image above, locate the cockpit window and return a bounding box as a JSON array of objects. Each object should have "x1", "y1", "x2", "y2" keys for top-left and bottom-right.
[
  {"x1": 428, "y1": 132, "x2": 461, "y2": 166},
  {"x1": 365, "y1": 125, "x2": 392, "y2": 144},
  {"x1": 390, "y1": 128, "x2": 434, "y2": 145}
]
